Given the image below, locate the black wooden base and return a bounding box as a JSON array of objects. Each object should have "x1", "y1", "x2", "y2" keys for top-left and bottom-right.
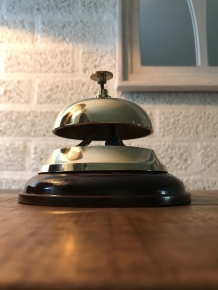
[{"x1": 19, "y1": 171, "x2": 191, "y2": 207}]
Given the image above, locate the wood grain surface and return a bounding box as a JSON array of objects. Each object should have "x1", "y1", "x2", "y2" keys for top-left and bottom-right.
[{"x1": 1, "y1": 191, "x2": 218, "y2": 290}]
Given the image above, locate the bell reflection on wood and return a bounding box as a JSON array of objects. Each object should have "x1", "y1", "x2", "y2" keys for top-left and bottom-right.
[{"x1": 19, "y1": 71, "x2": 191, "y2": 207}]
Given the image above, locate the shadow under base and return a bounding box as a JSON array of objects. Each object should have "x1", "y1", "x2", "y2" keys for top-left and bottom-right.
[{"x1": 19, "y1": 171, "x2": 191, "y2": 207}]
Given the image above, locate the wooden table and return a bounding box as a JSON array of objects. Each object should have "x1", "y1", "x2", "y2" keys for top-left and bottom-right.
[{"x1": 1, "y1": 191, "x2": 218, "y2": 290}]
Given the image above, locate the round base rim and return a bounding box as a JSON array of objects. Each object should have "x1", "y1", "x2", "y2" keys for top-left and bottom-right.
[{"x1": 19, "y1": 192, "x2": 191, "y2": 207}]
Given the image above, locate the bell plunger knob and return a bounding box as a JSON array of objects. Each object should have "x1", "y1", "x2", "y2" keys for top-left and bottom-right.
[
  {"x1": 90, "y1": 71, "x2": 113, "y2": 85},
  {"x1": 90, "y1": 71, "x2": 113, "y2": 98}
]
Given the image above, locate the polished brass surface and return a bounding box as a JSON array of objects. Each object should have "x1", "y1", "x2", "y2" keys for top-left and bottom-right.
[
  {"x1": 53, "y1": 98, "x2": 153, "y2": 140},
  {"x1": 39, "y1": 146, "x2": 167, "y2": 173},
  {"x1": 90, "y1": 71, "x2": 113, "y2": 83},
  {"x1": 90, "y1": 71, "x2": 113, "y2": 98},
  {"x1": 96, "y1": 88, "x2": 110, "y2": 98}
]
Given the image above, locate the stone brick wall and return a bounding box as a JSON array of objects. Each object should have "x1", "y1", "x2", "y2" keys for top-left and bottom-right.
[{"x1": 0, "y1": 0, "x2": 218, "y2": 190}]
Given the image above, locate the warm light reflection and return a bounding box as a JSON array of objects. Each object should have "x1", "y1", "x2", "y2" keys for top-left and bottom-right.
[
  {"x1": 46, "y1": 210, "x2": 93, "y2": 214},
  {"x1": 47, "y1": 210, "x2": 78, "y2": 215},
  {"x1": 66, "y1": 147, "x2": 82, "y2": 161},
  {"x1": 59, "y1": 147, "x2": 83, "y2": 162},
  {"x1": 64, "y1": 236, "x2": 75, "y2": 256},
  {"x1": 71, "y1": 104, "x2": 86, "y2": 119}
]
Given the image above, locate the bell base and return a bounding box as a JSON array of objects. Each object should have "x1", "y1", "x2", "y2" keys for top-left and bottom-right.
[{"x1": 19, "y1": 171, "x2": 191, "y2": 207}]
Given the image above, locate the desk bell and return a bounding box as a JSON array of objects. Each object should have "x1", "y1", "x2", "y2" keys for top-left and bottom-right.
[{"x1": 19, "y1": 71, "x2": 191, "y2": 207}]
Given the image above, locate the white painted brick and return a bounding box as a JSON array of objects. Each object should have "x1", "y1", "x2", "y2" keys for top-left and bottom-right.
[
  {"x1": 4, "y1": 0, "x2": 35, "y2": 14},
  {"x1": 36, "y1": 0, "x2": 78, "y2": 15},
  {"x1": 5, "y1": 0, "x2": 77, "y2": 15},
  {"x1": 77, "y1": 0, "x2": 116, "y2": 20},
  {"x1": 158, "y1": 109, "x2": 218, "y2": 139},
  {"x1": 39, "y1": 18, "x2": 80, "y2": 45},
  {"x1": 5, "y1": 47, "x2": 74, "y2": 73},
  {"x1": 81, "y1": 20, "x2": 115, "y2": 47},
  {"x1": 0, "y1": 142, "x2": 27, "y2": 171},
  {"x1": 0, "y1": 80, "x2": 31, "y2": 103},
  {"x1": 81, "y1": 48, "x2": 116, "y2": 74},
  {"x1": 120, "y1": 92, "x2": 218, "y2": 106},
  {"x1": 180, "y1": 176, "x2": 218, "y2": 191},
  {"x1": 37, "y1": 78, "x2": 115, "y2": 104},
  {"x1": 0, "y1": 111, "x2": 57, "y2": 137},
  {"x1": 40, "y1": 17, "x2": 115, "y2": 47},
  {"x1": 37, "y1": 79, "x2": 97, "y2": 104},
  {"x1": 198, "y1": 143, "x2": 218, "y2": 173},
  {"x1": 5, "y1": 0, "x2": 116, "y2": 18},
  {"x1": 30, "y1": 143, "x2": 59, "y2": 172},
  {"x1": 0, "y1": 177, "x2": 27, "y2": 190},
  {"x1": 0, "y1": 15, "x2": 34, "y2": 43},
  {"x1": 29, "y1": 140, "x2": 77, "y2": 171}
]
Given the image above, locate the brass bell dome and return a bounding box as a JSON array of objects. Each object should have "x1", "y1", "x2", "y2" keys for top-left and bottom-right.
[{"x1": 53, "y1": 71, "x2": 152, "y2": 141}]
